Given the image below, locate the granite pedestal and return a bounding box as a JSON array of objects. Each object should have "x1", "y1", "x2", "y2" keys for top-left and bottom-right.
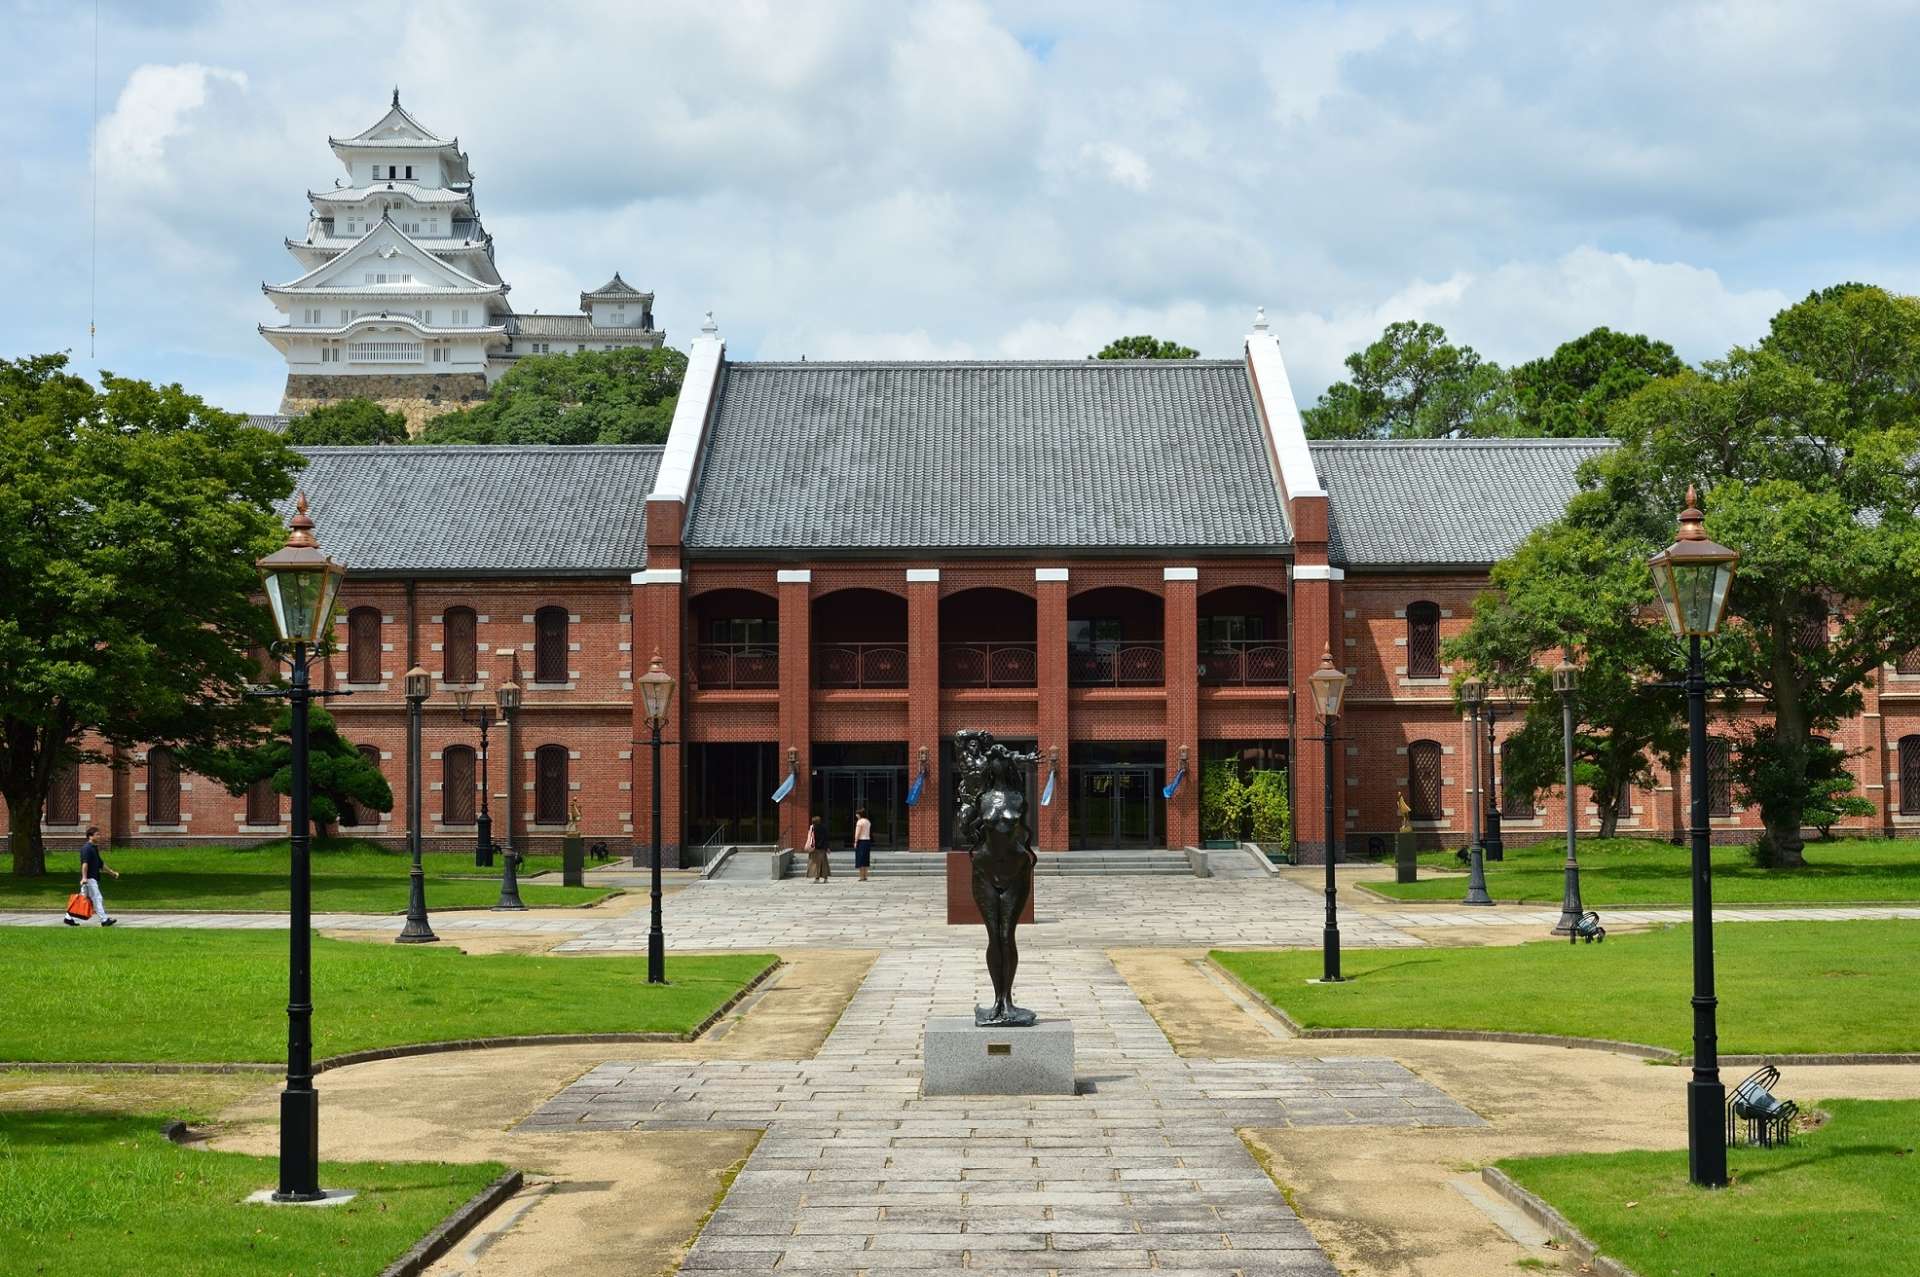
[{"x1": 922, "y1": 1015, "x2": 1074, "y2": 1096}]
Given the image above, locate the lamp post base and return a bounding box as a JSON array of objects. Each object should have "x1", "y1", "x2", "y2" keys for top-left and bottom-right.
[
  {"x1": 275, "y1": 1085, "x2": 321, "y2": 1203},
  {"x1": 397, "y1": 867, "x2": 438, "y2": 943},
  {"x1": 494, "y1": 852, "x2": 528, "y2": 911},
  {"x1": 1687, "y1": 1076, "x2": 1729, "y2": 1187},
  {"x1": 1462, "y1": 846, "x2": 1494, "y2": 906},
  {"x1": 395, "y1": 918, "x2": 439, "y2": 943}
]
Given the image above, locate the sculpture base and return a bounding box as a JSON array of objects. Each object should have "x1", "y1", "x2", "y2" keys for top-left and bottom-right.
[{"x1": 923, "y1": 1016, "x2": 1074, "y2": 1096}]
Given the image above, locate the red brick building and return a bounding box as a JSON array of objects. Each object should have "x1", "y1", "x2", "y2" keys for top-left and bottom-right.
[{"x1": 18, "y1": 320, "x2": 1920, "y2": 858}]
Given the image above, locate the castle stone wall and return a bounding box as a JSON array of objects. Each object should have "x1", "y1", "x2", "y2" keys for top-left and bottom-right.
[{"x1": 281, "y1": 373, "x2": 489, "y2": 434}]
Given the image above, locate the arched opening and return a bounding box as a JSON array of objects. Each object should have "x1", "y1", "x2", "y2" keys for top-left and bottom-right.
[
  {"x1": 442, "y1": 744, "x2": 476, "y2": 825},
  {"x1": 690, "y1": 589, "x2": 779, "y2": 690},
  {"x1": 1406, "y1": 601, "x2": 1441, "y2": 678},
  {"x1": 812, "y1": 588, "x2": 907, "y2": 689},
  {"x1": 1198, "y1": 586, "x2": 1288, "y2": 686},
  {"x1": 45, "y1": 761, "x2": 80, "y2": 826},
  {"x1": 534, "y1": 744, "x2": 569, "y2": 825},
  {"x1": 940, "y1": 587, "x2": 1037, "y2": 688},
  {"x1": 1901, "y1": 736, "x2": 1920, "y2": 816},
  {"x1": 1408, "y1": 741, "x2": 1443, "y2": 821},
  {"x1": 442, "y1": 607, "x2": 477, "y2": 684},
  {"x1": 1068, "y1": 586, "x2": 1164, "y2": 687},
  {"x1": 347, "y1": 607, "x2": 382, "y2": 684},
  {"x1": 146, "y1": 748, "x2": 181, "y2": 826}
]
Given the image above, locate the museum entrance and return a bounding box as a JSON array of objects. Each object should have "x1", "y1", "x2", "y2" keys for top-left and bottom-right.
[
  {"x1": 810, "y1": 743, "x2": 908, "y2": 850},
  {"x1": 1069, "y1": 742, "x2": 1166, "y2": 849}
]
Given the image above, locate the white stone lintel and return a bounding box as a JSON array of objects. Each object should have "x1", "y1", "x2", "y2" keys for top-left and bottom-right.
[
  {"x1": 776, "y1": 569, "x2": 812, "y2": 584},
  {"x1": 906, "y1": 568, "x2": 941, "y2": 583},
  {"x1": 631, "y1": 569, "x2": 683, "y2": 585},
  {"x1": 1292, "y1": 565, "x2": 1346, "y2": 581},
  {"x1": 1162, "y1": 567, "x2": 1199, "y2": 582},
  {"x1": 1035, "y1": 568, "x2": 1070, "y2": 583}
]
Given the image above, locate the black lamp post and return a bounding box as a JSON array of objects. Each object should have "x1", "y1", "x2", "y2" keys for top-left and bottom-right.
[
  {"x1": 255, "y1": 494, "x2": 346, "y2": 1203},
  {"x1": 397, "y1": 665, "x2": 437, "y2": 943},
  {"x1": 492, "y1": 680, "x2": 525, "y2": 911},
  {"x1": 1458, "y1": 676, "x2": 1494, "y2": 905},
  {"x1": 1307, "y1": 647, "x2": 1350, "y2": 982},
  {"x1": 453, "y1": 688, "x2": 498, "y2": 868},
  {"x1": 1481, "y1": 697, "x2": 1505, "y2": 862},
  {"x1": 1552, "y1": 657, "x2": 1583, "y2": 936},
  {"x1": 1648, "y1": 485, "x2": 1740, "y2": 1190},
  {"x1": 638, "y1": 648, "x2": 676, "y2": 984}
]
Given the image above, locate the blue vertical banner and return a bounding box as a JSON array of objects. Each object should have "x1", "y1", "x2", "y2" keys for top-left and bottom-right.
[
  {"x1": 905, "y1": 766, "x2": 925, "y2": 807},
  {"x1": 771, "y1": 769, "x2": 796, "y2": 803},
  {"x1": 1162, "y1": 765, "x2": 1187, "y2": 800},
  {"x1": 1041, "y1": 767, "x2": 1056, "y2": 807}
]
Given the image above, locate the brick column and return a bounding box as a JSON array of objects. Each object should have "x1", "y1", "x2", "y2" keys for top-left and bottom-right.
[
  {"x1": 907, "y1": 569, "x2": 941, "y2": 851},
  {"x1": 1164, "y1": 568, "x2": 1201, "y2": 849},
  {"x1": 778, "y1": 570, "x2": 813, "y2": 850},
  {"x1": 1289, "y1": 494, "x2": 1343, "y2": 863},
  {"x1": 109, "y1": 745, "x2": 132, "y2": 848},
  {"x1": 1036, "y1": 568, "x2": 1070, "y2": 851},
  {"x1": 631, "y1": 567, "x2": 684, "y2": 865}
]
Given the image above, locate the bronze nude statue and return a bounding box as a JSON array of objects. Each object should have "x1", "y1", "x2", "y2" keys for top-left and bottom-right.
[{"x1": 954, "y1": 729, "x2": 1041, "y2": 1027}]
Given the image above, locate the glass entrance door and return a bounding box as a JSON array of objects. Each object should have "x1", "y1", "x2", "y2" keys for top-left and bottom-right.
[
  {"x1": 1070, "y1": 765, "x2": 1164, "y2": 848},
  {"x1": 812, "y1": 767, "x2": 906, "y2": 849}
]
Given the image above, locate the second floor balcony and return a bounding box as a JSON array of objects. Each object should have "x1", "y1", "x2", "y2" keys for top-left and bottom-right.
[
  {"x1": 815, "y1": 642, "x2": 908, "y2": 689},
  {"x1": 1199, "y1": 639, "x2": 1290, "y2": 686},
  {"x1": 940, "y1": 642, "x2": 1038, "y2": 688},
  {"x1": 1068, "y1": 639, "x2": 1165, "y2": 688},
  {"x1": 692, "y1": 642, "x2": 779, "y2": 691}
]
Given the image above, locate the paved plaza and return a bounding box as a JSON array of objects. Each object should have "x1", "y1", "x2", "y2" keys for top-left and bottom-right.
[{"x1": 526, "y1": 944, "x2": 1481, "y2": 1275}]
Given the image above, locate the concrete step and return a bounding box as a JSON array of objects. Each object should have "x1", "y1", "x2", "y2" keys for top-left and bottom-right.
[{"x1": 781, "y1": 850, "x2": 1199, "y2": 879}]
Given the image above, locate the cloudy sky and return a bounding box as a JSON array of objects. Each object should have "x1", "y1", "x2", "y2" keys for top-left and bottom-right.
[{"x1": 4, "y1": 0, "x2": 1918, "y2": 413}]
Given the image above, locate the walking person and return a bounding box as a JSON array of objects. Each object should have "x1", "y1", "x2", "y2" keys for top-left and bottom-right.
[
  {"x1": 65, "y1": 826, "x2": 118, "y2": 927},
  {"x1": 806, "y1": 815, "x2": 831, "y2": 883},
  {"x1": 853, "y1": 807, "x2": 873, "y2": 883}
]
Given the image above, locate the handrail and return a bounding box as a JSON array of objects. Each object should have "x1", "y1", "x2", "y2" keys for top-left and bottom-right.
[
  {"x1": 940, "y1": 641, "x2": 1038, "y2": 688},
  {"x1": 1067, "y1": 639, "x2": 1165, "y2": 687},
  {"x1": 691, "y1": 643, "x2": 779, "y2": 690},
  {"x1": 1198, "y1": 639, "x2": 1290, "y2": 686},
  {"x1": 814, "y1": 642, "x2": 909, "y2": 689}
]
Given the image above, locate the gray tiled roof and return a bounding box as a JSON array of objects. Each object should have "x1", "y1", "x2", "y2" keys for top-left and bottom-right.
[
  {"x1": 683, "y1": 360, "x2": 1293, "y2": 553},
  {"x1": 506, "y1": 313, "x2": 659, "y2": 340},
  {"x1": 1310, "y1": 438, "x2": 1616, "y2": 568},
  {"x1": 582, "y1": 272, "x2": 649, "y2": 298},
  {"x1": 285, "y1": 446, "x2": 660, "y2": 575}
]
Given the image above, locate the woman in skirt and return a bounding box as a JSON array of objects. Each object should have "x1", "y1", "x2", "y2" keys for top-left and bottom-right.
[{"x1": 853, "y1": 807, "x2": 873, "y2": 882}]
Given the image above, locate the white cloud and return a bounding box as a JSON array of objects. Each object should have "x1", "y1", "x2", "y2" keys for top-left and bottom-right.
[
  {"x1": 1076, "y1": 141, "x2": 1151, "y2": 192},
  {"x1": 94, "y1": 63, "x2": 247, "y2": 179}
]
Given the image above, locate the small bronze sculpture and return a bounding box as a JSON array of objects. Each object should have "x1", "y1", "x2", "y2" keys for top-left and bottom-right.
[{"x1": 954, "y1": 729, "x2": 1040, "y2": 1027}]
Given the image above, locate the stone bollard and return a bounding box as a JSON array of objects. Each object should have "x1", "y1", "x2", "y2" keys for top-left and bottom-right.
[
  {"x1": 1395, "y1": 829, "x2": 1418, "y2": 884},
  {"x1": 562, "y1": 833, "x2": 585, "y2": 887}
]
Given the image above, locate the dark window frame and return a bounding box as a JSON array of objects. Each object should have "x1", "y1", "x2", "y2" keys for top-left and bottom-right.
[
  {"x1": 1408, "y1": 740, "x2": 1444, "y2": 821},
  {"x1": 1901, "y1": 736, "x2": 1920, "y2": 817},
  {"x1": 443, "y1": 607, "x2": 477, "y2": 684},
  {"x1": 533, "y1": 607, "x2": 569, "y2": 684},
  {"x1": 246, "y1": 776, "x2": 280, "y2": 826},
  {"x1": 1706, "y1": 737, "x2": 1733, "y2": 818},
  {"x1": 1406, "y1": 602, "x2": 1441, "y2": 678},
  {"x1": 443, "y1": 744, "x2": 476, "y2": 825},
  {"x1": 46, "y1": 761, "x2": 80, "y2": 826},
  {"x1": 347, "y1": 607, "x2": 382, "y2": 684},
  {"x1": 146, "y1": 747, "x2": 181, "y2": 825},
  {"x1": 534, "y1": 744, "x2": 569, "y2": 825}
]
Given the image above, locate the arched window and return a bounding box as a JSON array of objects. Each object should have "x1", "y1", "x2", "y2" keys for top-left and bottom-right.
[
  {"x1": 1706, "y1": 738, "x2": 1733, "y2": 817},
  {"x1": 1408, "y1": 740, "x2": 1443, "y2": 820},
  {"x1": 1500, "y1": 742, "x2": 1535, "y2": 819},
  {"x1": 535, "y1": 745, "x2": 569, "y2": 825},
  {"x1": 1406, "y1": 602, "x2": 1441, "y2": 678},
  {"x1": 46, "y1": 761, "x2": 80, "y2": 826},
  {"x1": 534, "y1": 607, "x2": 569, "y2": 684},
  {"x1": 146, "y1": 747, "x2": 181, "y2": 825},
  {"x1": 443, "y1": 744, "x2": 476, "y2": 824},
  {"x1": 1899, "y1": 649, "x2": 1920, "y2": 675},
  {"x1": 1795, "y1": 603, "x2": 1829, "y2": 653},
  {"x1": 347, "y1": 607, "x2": 382, "y2": 684},
  {"x1": 443, "y1": 607, "x2": 477, "y2": 684},
  {"x1": 347, "y1": 745, "x2": 383, "y2": 826},
  {"x1": 246, "y1": 776, "x2": 280, "y2": 826},
  {"x1": 1901, "y1": 736, "x2": 1920, "y2": 816}
]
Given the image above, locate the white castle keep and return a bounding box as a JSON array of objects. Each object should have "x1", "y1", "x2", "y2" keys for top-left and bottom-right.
[{"x1": 260, "y1": 91, "x2": 663, "y2": 426}]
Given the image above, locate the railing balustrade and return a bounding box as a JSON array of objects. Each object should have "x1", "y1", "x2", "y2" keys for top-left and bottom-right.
[
  {"x1": 1067, "y1": 640, "x2": 1164, "y2": 687},
  {"x1": 692, "y1": 643, "x2": 779, "y2": 690},
  {"x1": 1198, "y1": 639, "x2": 1290, "y2": 686},
  {"x1": 940, "y1": 642, "x2": 1038, "y2": 688},
  {"x1": 814, "y1": 642, "x2": 909, "y2": 689}
]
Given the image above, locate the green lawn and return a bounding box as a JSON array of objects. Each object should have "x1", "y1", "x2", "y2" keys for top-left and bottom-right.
[
  {"x1": 1364, "y1": 836, "x2": 1920, "y2": 905},
  {"x1": 1212, "y1": 920, "x2": 1920, "y2": 1055},
  {"x1": 1, "y1": 840, "x2": 614, "y2": 913},
  {"x1": 1500, "y1": 1099, "x2": 1920, "y2": 1277},
  {"x1": 0, "y1": 930, "x2": 777, "y2": 1063},
  {"x1": 0, "y1": 1109, "x2": 502, "y2": 1277}
]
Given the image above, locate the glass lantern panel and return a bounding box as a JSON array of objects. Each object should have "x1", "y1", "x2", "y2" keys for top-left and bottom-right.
[
  {"x1": 312, "y1": 565, "x2": 344, "y2": 644},
  {"x1": 1705, "y1": 563, "x2": 1735, "y2": 634},
  {"x1": 1674, "y1": 562, "x2": 1722, "y2": 636},
  {"x1": 264, "y1": 570, "x2": 324, "y2": 644},
  {"x1": 1649, "y1": 559, "x2": 1684, "y2": 635}
]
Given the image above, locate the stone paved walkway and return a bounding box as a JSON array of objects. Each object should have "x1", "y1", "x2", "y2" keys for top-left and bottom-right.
[{"x1": 524, "y1": 945, "x2": 1482, "y2": 1275}]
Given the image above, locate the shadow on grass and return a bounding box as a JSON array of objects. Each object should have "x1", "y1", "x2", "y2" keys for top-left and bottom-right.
[
  {"x1": 0, "y1": 1110, "x2": 156, "y2": 1148},
  {"x1": 1733, "y1": 1142, "x2": 1913, "y2": 1185}
]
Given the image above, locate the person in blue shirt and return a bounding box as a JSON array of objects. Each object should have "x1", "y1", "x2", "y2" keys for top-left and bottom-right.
[{"x1": 65, "y1": 826, "x2": 118, "y2": 927}]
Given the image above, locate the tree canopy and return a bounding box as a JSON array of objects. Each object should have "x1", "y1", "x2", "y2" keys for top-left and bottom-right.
[
  {"x1": 1301, "y1": 320, "x2": 1515, "y2": 439},
  {"x1": 1095, "y1": 335, "x2": 1199, "y2": 360},
  {"x1": 1509, "y1": 327, "x2": 1686, "y2": 438},
  {"x1": 284, "y1": 398, "x2": 411, "y2": 446},
  {"x1": 416, "y1": 345, "x2": 688, "y2": 445},
  {"x1": 0, "y1": 354, "x2": 301, "y2": 874},
  {"x1": 206, "y1": 704, "x2": 391, "y2": 831}
]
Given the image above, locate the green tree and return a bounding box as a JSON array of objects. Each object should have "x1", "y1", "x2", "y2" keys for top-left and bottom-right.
[
  {"x1": 1201, "y1": 766, "x2": 1250, "y2": 841},
  {"x1": 1445, "y1": 493, "x2": 1689, "y2": 838},
  {"x1": 284, "y1": 398, "x2": 411, "y2": 446},
  {"x1": 0, "y1": 354, "x2": 301, "y2": 876},
  {"x1": 206, "y1": 704, "x2": 392, "y2": 833},
  {"x1": 1246, "y1": 769, "x2": 1291, "y2": 847},
  {"x1": 1509, "y1": 327, "x2": 1686, "y2": 438},
  {"x1": 417, "y1": 346, "x2": 687, "y2": 445},
  {"x1": 1302, "y1": 320, "x2": 1515, "y2": 439},
  {"x1": 1095, "y1": 335, "x2": 1199, "y2": 360},
  {"x1": 1601, "y1": 283, "x2": 1920, "y2": 865}
]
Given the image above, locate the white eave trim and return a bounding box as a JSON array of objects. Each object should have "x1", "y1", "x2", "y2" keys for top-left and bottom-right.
[
  {"x1": 631, "y1": 569, "x2": 683, "y2": 585},
  {"x1": 647, "y1": 328, "x2": 725, "y2": 505},
  {"x1": 1245, "y1": 328, "x2": 1326, "y2": 502},
  {"x1": 1291, "y1": 565, "x2": 1346, "y2": 581}
]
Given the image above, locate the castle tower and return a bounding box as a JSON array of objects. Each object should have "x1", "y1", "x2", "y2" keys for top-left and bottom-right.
[{"x1": 260, "y1": 92, "x2": 664, "y2": 430}]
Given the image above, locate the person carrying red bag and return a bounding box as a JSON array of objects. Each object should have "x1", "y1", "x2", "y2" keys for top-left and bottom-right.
[{"x1": 64, "y1": 826, "x2": 117, "y2": 927}]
